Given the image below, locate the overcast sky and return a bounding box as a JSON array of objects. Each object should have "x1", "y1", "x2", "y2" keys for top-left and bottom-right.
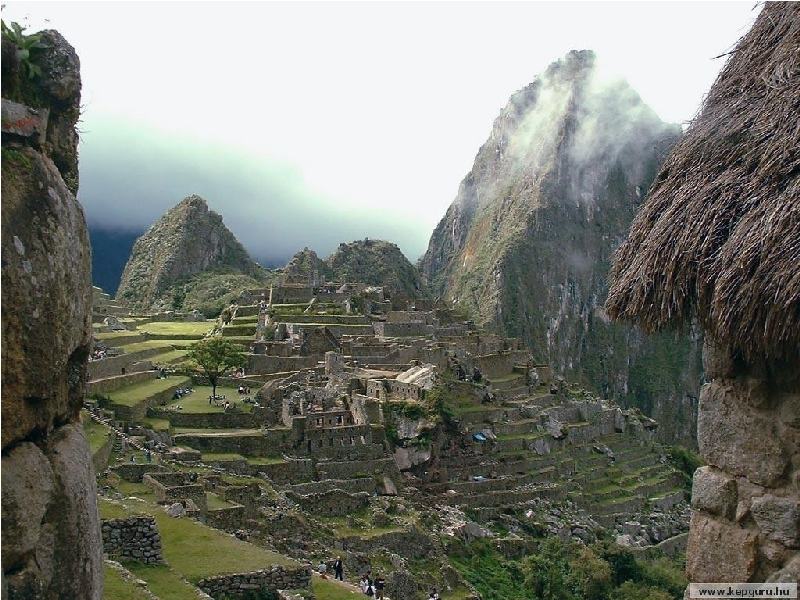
[{"x1": 3, "y1": 1, "x2": 759, "y2": 264}]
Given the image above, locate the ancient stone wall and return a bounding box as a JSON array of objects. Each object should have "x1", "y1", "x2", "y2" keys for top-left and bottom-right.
[
  {"x1": 87, "y1": 370, "x2": 158, "y2": 394},
  {"x1": 286, "y1": 489, "x2": 370, "y2": 517},
  {"x1": 87, "y1": 349, "x2": 163, "y2": 380},
  {"x1": 374, "y1": 322, "x2": 435, "y2": 337},
  {"x1": 687, "y1": 342, "x2": 800, "y2": 582},
  {"x1": 1, "y1": 30, "x2": 103, "y2": 599},
  {"x1": 476, "y1": 350, "x2": 530, "y2": 379},
  {"x1": 196, "y1": 566, "x2": 311, "y2": 598},
  {"x1": 101, "y1": 516, "x2": 163, "y2": 564},
  {"x1": 204, "y1": 505, "x2": 246, "y2": 531},
  {"x1": 248, "y1": 354, "x2": 319, "y2": 375}
]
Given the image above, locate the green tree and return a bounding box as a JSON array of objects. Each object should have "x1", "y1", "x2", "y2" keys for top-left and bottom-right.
[
  {"x1": 614, "y1": 581, "x2": 673, "y2": 600},
  {"x1": 187, "y1": 337, "x2": 246, "y2": 399},
  {"x1": 568, "y1": 547, "x2": 613, "y2": 600},
  {"x1": 523, "y1": 538, "x2": 576, "y2": 600}
]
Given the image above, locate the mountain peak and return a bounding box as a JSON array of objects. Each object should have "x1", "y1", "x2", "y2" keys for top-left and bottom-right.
[{"x1": 116, "y1": 195, "x2": 261, "y2": 309}]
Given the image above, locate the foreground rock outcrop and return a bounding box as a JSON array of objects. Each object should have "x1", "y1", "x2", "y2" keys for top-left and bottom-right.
[
  {"x1": 607, "y1": 2, "x2": 799, "y2": 584},
  {"x1": 2, "y1": 27, "x2": 102, "y2": 598},
  {"x1": 116, "y1": 194, "x2": 264, "y2": 311},
  {"x1": 420, "y1": 50, "x2": 701, "y2": 445}
]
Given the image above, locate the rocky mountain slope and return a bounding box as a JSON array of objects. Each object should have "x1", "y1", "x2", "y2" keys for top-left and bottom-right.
[
  {"x1": 420, "y1": 50, "x2": 701, "y2": 446},
  {"x1": 116, "y1": 195, "x2": 266, "y2": 312},
  {"x1": 284, "y1": 240, "x2": 424, "y2": 297}
]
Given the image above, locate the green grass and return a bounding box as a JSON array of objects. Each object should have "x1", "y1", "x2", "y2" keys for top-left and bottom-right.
[
  {"x1": 335, "y1": 525, "x2": 402, "y2": 539},
  {"x1": 201, "y1": 452, "x2": 246, "y2": 462},
  {"x1": 104, "y1": 565, "x2": 151, "y2": 600},
  {"x1": 136, "y1": 321, "x2": 214, "y2": 336},
  {"x1": 82, "y1": 413, "x2": 112, "y2": 453},
  {"x1": 94, "y1": 330, "x2": 139, "y2": 340},
  {"x1": 200, "y1": 453, "x2": 286, "y2": 466},
  {"x1": 163, "y1": 385, "x2": 252, "y2": 413},
  {"x1": 206, "y1": 492, "x2": 234, "y2": 510},
  {"x1": 124, "y1": 563, "x2": 199, "y2": 600},
  {"x1": 147, "y1": 349, "x2": 189, "y2": 365},
  {"x1": 115, "y1": 340, "x2": 189, "y2": 353},
  {"x1": 100, "y1": 498, "x2": 135, "y2": 520},
  {"x1": 106, "y1": 376, "x2": 191, "y2": 407},
  {"x1": 155, "y1": 509, "x2": 298, "y2": 580},
  {"x1": 141, "y1": 417, "x2": 171, "y2": 432},
  {"x1": 99, "y1": 485, "x2": 298, "y2": 583},
  {"x1": 246, "y1": 455, "x2": 287, "y2": 465},
  {"x1": 313, "y1": 577, "x2": 363, "y2": 599},
  {"x1": 172, "y1": 427, "x2": 261, "y2": 435}
]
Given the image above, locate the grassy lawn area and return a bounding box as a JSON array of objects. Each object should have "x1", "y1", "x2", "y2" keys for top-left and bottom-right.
[
  {"x1": 141, "y1": 417, "x2": 171, "y2": 432},
  {"x1": 201, "y1": 452, "x2": 246, "y2": 462},
  {"x1": 148, "y1": 349, "x2": 189, "y2": 365},
  {"x1": 206, "y1": 492, "x2": 234, "y2": 510},
  {"x1": 99, "y1": 484, "x2": 298, "y2": 583},
  {"x1": 115, "y1": 340, "x2": 188, "y2": 353},
  {"x1": 246, "y1": 455, "x2": 287, "y2": 465},
  {"x1": 313, "y1": 577, "x2": 363, "y2": 599},
  {"x1": 172, "y1": 427, "x2": 261, "y2": 435},
  {"x1": 335, "y1": 525, "x2": 403, "y2": 539},
  {"x1": 163, "y1": 385, "x2": 252, "y2": 413},
  {"x1": 107, "y1": 376, "x2": 191, "y2": 407},
  {"x1": 124, "y1": 563, "x2": 199, "y2": 600},
  {"x1": 94, "y1": 330, "x2": 138, "y2": 341},
  {"x1": 82, "y1": 412, "x2": 112, "y2": 453},
  {"x1": 200, "y1": 453, "x2": 286, "y2": 465},
  {"x1": 136, "y1": 321, "x2": 214, "y2": 337},
  {"x1": 496, "y1": 432, "x2": 546, "y2": 442},
  {"x1": 154, "y1": 509, "x2": 298, "y2": 579},
  {"x1": 104, "y1": 565, "x2": 151, "y2": 600}
]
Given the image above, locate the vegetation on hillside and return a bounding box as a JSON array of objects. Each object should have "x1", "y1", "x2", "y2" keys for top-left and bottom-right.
[{"x1": 449, "y1": 537, "x2": 686, "y2": 600}]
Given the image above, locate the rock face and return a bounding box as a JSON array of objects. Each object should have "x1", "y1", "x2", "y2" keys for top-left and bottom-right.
[
  {"x1": 1, "y1": 29, "x2": 102, "y2": 599},
  {"x1": 420, "y1": 50, "x2": 700, "y2": 445},
  {"x1": 116, "y1": 195, "x2": 263, "y2": 310},
  {"x1": 284, "y1": 239, "x2": 424, "y2": 298}
]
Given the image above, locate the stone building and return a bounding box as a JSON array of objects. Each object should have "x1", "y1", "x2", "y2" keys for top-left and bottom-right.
[{"x1": 607, "y1": 2, "x2": 800, "y2": 583}]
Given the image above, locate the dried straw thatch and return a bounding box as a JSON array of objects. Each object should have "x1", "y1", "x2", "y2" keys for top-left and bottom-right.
[{"x1": 606, "y1": 2, "x2": 800, "y2": 361}]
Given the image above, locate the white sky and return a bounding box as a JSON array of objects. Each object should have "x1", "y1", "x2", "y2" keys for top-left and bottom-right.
[{"x1": 2, "y1": 1, "x2": 760, "y2": 262}]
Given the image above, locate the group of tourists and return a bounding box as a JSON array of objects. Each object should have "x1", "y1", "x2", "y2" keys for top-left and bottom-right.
[
  {"x1": 358, "y1": 573, "x2": 386, "y2": 598},
  {"x1": 317, "y1": 558, "x2": 395, "y2": 599},
  {"x1": 90, "y1": 348, "x2": 108, "y2": 361},
  {"x1": 172, "y1": 386, "x2": 194, "y2": 400}
]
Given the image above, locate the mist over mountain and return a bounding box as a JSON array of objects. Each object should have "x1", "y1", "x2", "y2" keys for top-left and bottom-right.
[{"x1": 421, "y1": 50, "x2": 702, "y2": 446}]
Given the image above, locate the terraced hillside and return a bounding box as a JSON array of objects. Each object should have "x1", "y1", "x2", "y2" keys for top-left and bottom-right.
[{"x1": 87, "y1": 280, "x2": 692, "y2": 600}]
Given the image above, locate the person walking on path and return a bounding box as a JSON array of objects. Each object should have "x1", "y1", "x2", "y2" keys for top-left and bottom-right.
[{"x1": 334, "y1": 556, "x2": 344, "y2": 581}]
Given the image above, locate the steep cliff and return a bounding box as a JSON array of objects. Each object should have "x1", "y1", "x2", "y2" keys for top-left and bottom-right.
[
  {"x1": 1, "y1": 26, "x2": 102, "y2": 598},
  {"x1": 283, "y1": 240, "x2": 424, "y2": 297},
  {"x1": 116, "y1": 195, "x2": 265, "y2": 312},
  {"x1": 420, "y1": 50, "x2": 701, "y2": 445}
]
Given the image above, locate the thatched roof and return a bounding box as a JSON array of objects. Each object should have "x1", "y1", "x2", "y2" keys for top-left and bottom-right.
[{"x1": 606, "y1": 2, "x2": 800, "y2": 361}]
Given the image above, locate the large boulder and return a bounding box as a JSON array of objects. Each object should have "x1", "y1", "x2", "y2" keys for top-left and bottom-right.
[{"x1": 1, "y1": 27, "x2": 102, "y2": 599}]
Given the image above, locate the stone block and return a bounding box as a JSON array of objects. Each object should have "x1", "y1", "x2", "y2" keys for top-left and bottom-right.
[
  {"x1": 1, "y1": 442, "x2": 54, "y2": 568},
  {"x1": 698, "y1": 380, "x2": 788, "y2": 486},
  {"x1": 686, "y1": 512, "x2": 757, "y2": 582},
  {"x1": 691, "y1": 466, "x2": 738, "y2": 520},
  {"x1": 751, "y1": 495, "x2": 800, "y2": 548},
  {"x1": 1, "y1": 99, "x2": 49, "y2": 143}
]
